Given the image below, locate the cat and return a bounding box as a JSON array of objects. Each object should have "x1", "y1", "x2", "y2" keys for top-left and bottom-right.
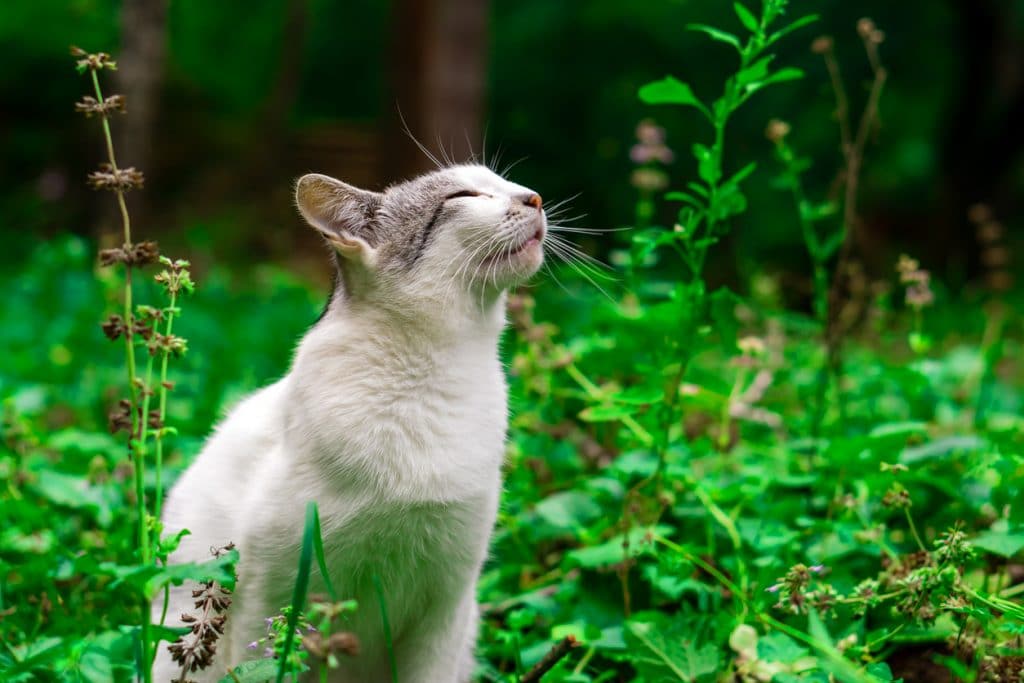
[{"x1": 152, "y1": 163, "x2": 546, "y2": 683}]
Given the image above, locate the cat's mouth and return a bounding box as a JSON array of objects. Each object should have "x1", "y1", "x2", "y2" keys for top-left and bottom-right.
[{"x1": 484, "y1": 226, "x2": 545, "y2": 265}]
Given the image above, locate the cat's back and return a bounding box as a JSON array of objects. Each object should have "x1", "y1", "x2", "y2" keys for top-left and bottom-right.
[{"x1": 162, "y1": 379, "x2": 288, "y2": 554}]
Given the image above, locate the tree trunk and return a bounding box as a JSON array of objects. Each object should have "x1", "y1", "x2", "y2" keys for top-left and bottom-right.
[
  {"x1": 116, "y1": 0, "x2": 169, "y2": 229},
  {"x1": 385, "y1": 0, "x2": 490, "y2": 182}
]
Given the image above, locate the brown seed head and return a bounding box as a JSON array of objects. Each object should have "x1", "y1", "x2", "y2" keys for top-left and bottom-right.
[
  {"x1": 765, "y1": 119, "x2": 791, "y2": 143},
  {"x1": 810, "y1": 35, "x2": 833, "y2": 54}
]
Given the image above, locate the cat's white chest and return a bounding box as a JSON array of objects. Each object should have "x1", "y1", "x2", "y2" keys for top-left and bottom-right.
[{"x1": 283, "y1": 320, "x2": 508, "y2": 503}]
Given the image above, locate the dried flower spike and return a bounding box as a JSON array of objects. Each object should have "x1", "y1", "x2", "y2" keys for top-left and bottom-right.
[
  {"x1": 75, "y1": 95, "x2": 126, "y2": 118},
  {"x1": 87, "y1": 164, "x2": 145, "y2": 192},
  {"x1": 70, "y1": 46, "x2": 117, "y2": 73}
]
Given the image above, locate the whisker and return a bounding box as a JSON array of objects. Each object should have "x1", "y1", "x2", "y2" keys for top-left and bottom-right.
[{"x1": 398, "y1": 108, "x2": 445, "y2": 170}]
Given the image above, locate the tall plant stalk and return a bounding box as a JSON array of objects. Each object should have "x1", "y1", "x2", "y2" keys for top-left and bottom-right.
[{"x1": 73, "y1": 46, "x2": 194, "y2": 683}]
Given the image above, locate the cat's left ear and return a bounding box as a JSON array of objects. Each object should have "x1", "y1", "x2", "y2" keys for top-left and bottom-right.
[{"x1": 295, "y1": 173, "x2": 382, "y2": 265}]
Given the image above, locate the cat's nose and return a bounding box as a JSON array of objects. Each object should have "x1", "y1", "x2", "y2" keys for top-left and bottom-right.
[{"x1": 521, "y1": 193, "x2": 543, "y2": 211}]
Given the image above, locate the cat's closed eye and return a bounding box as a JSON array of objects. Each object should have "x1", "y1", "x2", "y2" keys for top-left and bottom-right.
[{"x1": 445, "y1": 190, "x2": 482, "y2": 200}]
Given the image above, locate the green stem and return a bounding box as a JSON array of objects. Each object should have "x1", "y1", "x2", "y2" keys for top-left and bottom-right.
[
  {"x1": 564, "y1": 362, "x2": 654, "y2": 446},
  {"x1": 903, "y1": 507, "x2": 927, "y2": 553},
  {"x1": 90, "y1": 66, "x2": 151, "y2": 683},
  {"x1": 153, "y1": 291, "x2": 177, "y2": 521}
]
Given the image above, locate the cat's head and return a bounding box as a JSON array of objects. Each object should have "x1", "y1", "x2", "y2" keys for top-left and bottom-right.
[{"x1": 296, "y1": 164, "x2": 545, "y2": 317}]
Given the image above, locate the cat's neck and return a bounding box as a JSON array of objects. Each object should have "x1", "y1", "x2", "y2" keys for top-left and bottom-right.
[{"x1": 295, "y1": 294, "x2": 507, "y2": 374}]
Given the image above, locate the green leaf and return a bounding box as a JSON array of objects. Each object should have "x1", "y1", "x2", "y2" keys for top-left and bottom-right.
[
  {"x1": 611, "y1": 385, "x2": 665, "y2": 405},
  {"x1": 723, "y1": 161, "x2": 757, "y2": 188},
  {"x1": 220, "y1": 659, "x2": 279, "y2": 683},
  {"x1": 745, "y1": 67, "x2": 805, "y2": 96},
  {"x1": 310, "y1": 503, "x2": 338, "y2": 602},
  {"x1": 578, "y1": 404, "x2": 641, "y2": 422},
  {"x1": 276, "y1": 502, "x2": 317, "y2": 683},
  {"x1": 566, "y1": 525, "x2": 671, "y2": 569},
  {"x1": 97, "y1": 549, "x2": 239, "y2": 599},
  {"x1": 535, "y1": 491, "x2": 603, "y2": 530},
  {"x1": 736, "y1": 56, "x2": 773, "y2": 87},
  {"x1": 766, "y1": 14, "x2": 820, "y2": 46},
  {"x1": 665, "y1": 191, "x2": 704, "y2": 208},
  {"x1": 757, "y1": 632, "x2": 809, "y2": 663},
  {"x1": 899, "y1": 435, "x2": 985, "y2": 465},
  {"x1": 638, "y1": 77, "x2": 710, "y2": 118},
  {"x1": 29, "y1": 469, "x2": 116, "y2": 527},
  {"x1": 972, "y1": 530, "x2": 1024, "y2": 558},
  {"x1": 733, "y1": 2, "x2": 759, "y2": 32},
  {"x1": 625, "y1": 617, "x2": 718, "y2": 681},
  {"x1": 687, "y1": 23, "x2": 741, "y2": 51}
]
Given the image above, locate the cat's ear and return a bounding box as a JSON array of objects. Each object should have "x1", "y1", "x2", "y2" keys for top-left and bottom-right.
[{"x1": 295, "y1": 174, "x2": 382, "y2": 265}]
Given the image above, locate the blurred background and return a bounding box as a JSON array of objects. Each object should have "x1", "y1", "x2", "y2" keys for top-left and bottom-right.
[{"x1": 2, "y1": 0, "x2": 1023, "y2": 298}]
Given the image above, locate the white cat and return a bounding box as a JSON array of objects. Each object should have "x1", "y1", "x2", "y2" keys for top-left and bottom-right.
[{"x1": 152, "y1": 164, "x2": 546, "y2": 683}]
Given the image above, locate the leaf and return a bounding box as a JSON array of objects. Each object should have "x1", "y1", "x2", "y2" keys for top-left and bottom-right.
[
  {"x1": 578, "y1": 403, "x2": 641, "y2": 422},
  {"x1": 566, "y1": 525, "x2": 671, "y2": 569},
  {"x1": 899, "y1": 435, "x2": 985, "y2": 465},
  {"x1": 745, "y1": 68, "x2": 805, "y2": 95},
  {"x1": 625, "y1": 618, "x2": 718, "y2": 681},
  {"x1": 687, "y1": 23, "x2": 741, "y2": 51},
  {"x1": 97, "y1": 549, "x2": 240, "y2": 599},
  {"x1": 611, "y1": 385, "x2": 665, "y2": 405},
  {"x1": 664, "y1": 191, "x2": 703, "y2": 208},
  {"x1": 276, "y1": 502, "x2": 317, "y2": 683},
  {"x1": 733, "y1": 2, "x2": 759, "y2": 32},
  {"x1": 29, "y1": 469, "x2": 116, "y2": 527},
  {"x1": 757, "y1": 632, "x2": 809, "y2": 663},
  {"x1": 219, "y1": 660, "x2": 279, "y2": 683},
  {"x1": 736, "y1": 56, "x2": 773, "y2": 87},
  {"x1": 534, "y1": 491, "x2": 603, "y2": 530},
  {"x1": 638, "y1": 77, "x2": 710, "y2": 118},
  {"x1": 723, "y1": 161, "x2": 757, "y2": 188},
  {"x1": 972, "y1": 530, "x2": 1024, "y2": 558},
  {"x1": 709, "y1": 287, "x2": 742, "y2": 351},
  {"x1": 766, "y1": 14, "x2": 820, "y2": 46}
]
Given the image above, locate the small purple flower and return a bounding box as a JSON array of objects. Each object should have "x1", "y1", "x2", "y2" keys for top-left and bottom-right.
[
  {"x1": 264, "y1": 647, "x2": 275, "y2": 659},
  {"x1": 247, "y1": 641, "x2": 259, "y2": 650},
  {"x1": 766, "y1": 583, "x2": 782, "y2": 593},
  {"x1": 265, "y1": 617, "x2": 274, "y2": 626},
  {"x1": 306, "y1": 624, "x2": 318, "y2": 632},
  {"x1": 630, "y1": 144, "x2": 674, "y2": 164},
  {"x1": 809, "y1": 565, "x2": 825, "y2": 573}
]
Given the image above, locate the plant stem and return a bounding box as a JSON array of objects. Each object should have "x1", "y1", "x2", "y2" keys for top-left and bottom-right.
[
  {"x1": 153, "y1": 290, "x2": 178, "y2": 520},
  {"x1": 903, "y1": 507, "x2": 927, "y2": 553},
  {"x1": 90, "y1": 67, "x2": 152, "y2": 683}
]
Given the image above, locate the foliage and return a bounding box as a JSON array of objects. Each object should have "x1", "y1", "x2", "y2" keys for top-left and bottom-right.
[{"x1": 3, "y1": 2, "x2": 1024, "y2": 683}]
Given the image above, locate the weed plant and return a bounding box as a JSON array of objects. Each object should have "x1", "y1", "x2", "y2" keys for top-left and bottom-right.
[{"x1": 1, "y1": 1, "x2": 1023, "y2": 682}]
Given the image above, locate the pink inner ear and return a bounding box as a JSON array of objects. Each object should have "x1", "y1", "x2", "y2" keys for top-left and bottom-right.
[{"x1": 325, "y1": 232, "x2": 367, "y2": 261}]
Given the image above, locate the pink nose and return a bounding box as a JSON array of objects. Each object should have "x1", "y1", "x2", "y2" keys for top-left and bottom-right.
[{"x1": 523, "y1": 193, "x2": 542, "y2": 210}]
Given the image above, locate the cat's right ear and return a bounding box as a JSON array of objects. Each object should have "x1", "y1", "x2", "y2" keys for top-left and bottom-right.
[{"x1": 295, "y1": 174, "x2": 382, "y2": 266}]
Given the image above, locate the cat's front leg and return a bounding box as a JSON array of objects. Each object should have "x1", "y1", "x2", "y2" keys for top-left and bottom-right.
[{"x1": 393, "y1": 589, "x2": 480, "y2": 683}]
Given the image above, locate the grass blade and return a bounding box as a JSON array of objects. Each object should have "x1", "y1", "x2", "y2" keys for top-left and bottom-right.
[{"x1": 276, "y1": 501, "x2": 316, "y2": 683}]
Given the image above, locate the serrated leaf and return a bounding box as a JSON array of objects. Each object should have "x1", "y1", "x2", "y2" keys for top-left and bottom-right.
[
  {"x1": 625, "y1": 618, "x2": 718, "y2": 681},
  {"x1": 733, "y1": 2, "x2": 759, "y2": 32}
]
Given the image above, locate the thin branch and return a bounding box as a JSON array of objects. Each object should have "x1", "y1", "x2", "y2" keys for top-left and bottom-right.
[{"x1": 520, "y1": 636, "x2": 580, "y2": 683}]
